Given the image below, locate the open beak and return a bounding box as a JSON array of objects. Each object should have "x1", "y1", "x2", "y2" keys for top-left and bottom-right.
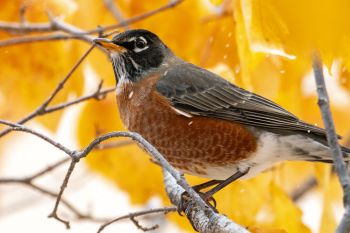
[{"x1": 93, "y1": 38, "x2": 126, "y2": 52}]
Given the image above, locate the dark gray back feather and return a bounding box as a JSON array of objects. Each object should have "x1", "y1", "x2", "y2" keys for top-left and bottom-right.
[{"x1": 156, "y1": 62, "x2": 330, "y2": 139}]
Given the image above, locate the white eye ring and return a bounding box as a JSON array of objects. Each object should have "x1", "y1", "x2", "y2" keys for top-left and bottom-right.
[
  {"x1": 133, "y1": 36, "x2": 149, "y2": 53},
  {"x1": 135, "y1": 39, "x2": 146, "y2": 49}
]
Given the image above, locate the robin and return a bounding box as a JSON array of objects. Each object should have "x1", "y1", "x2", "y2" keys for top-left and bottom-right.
[{"x1": 94, "y1": 29, "x2": 350, "y2": 208}]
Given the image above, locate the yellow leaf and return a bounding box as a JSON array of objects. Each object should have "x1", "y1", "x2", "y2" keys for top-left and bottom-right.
[
  {"x1": 209, "y1": 0, "x2": 225, "y2": 6},
  {"x1": 235, "y1": 0, "x2": 350, "y2": 66}
]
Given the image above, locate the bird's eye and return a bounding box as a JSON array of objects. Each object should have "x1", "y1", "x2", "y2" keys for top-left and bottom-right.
[{"x1": 135, "y1": 38, "x2": 146, "y2": 49}]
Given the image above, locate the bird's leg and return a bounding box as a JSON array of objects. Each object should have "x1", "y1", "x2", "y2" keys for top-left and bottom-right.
[
  {"x1": 192, "y1": 179, "x2": 221, "y2": 192},
  {"x1": 179, "y1": 168, "x2": 250, "y2": 214},
  {"x1": 178, "y1": 181, "x2": 220, "y2": 215},
  {"x1": 202, "y1": 168, "x2": 250, "y2": 201}
]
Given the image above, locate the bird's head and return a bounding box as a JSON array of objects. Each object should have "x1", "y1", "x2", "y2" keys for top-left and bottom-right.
[{"x1": 94, "y1": 29, "x2": 171, "y2": 83}]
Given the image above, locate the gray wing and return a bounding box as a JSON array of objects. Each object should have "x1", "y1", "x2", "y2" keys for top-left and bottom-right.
[{"x1": 156, "y1": 62, "x2": 328, "y2": 137}]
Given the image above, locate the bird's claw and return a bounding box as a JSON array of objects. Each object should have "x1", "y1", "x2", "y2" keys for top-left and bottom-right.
[
  {"x1": 178, "y1": 191, "x2": 218, "y2": 215},
  {"x1": 178, "y1": 191, "x2": 190, "y2": 215}
]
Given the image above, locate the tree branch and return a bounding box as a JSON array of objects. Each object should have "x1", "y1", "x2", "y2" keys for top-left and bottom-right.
[
  {"x1": 0, "y1": 0, "x2": 184, "y2": 38},
  {"x1": 94, "y1": 139, "x2": 134, "y2": 150},
  {"x1": 97, "y1": 207, "x2": 176, "y2": 233},
  {"x1": 48, "y1": 159, "x2": 78, "y2": 228},
  {"x1": 163, "y1": 170, "x2": 249, "y2": 233},
  {"x1": 312, "y1": 53, "x2": 350, "y2": 233},
  {"x1": 0, "y1": 21, "x2": 54, "y2": 33},
  {"x1": 43, "y1": 86, "x2": 115, "y2": 114},
  {"x1": 0, "y1": 33, "x2": 87, "y2": 46},
  {"x1": 0, "y1": 12, "x2": 94, "y2": 45},
  {"x1": 0, "y1": 120, "x2": 74, "y2": 155},
  {"x1": 103, "y1": 0, "x2": 130, "y2": 30},
  {"x1": 85, "y1": 0, "x2": 184, "y2": 34},
  {"x1": 0, "y1": 119, "x2": 248, "y2": 232}
]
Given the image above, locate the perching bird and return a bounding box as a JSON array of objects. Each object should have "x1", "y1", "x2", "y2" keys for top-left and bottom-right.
[{"x1": 94, "y1": 29, "x2": 350, "y2": 205}]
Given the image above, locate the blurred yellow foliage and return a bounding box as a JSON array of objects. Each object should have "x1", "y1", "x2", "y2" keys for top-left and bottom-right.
[
  {"x1": 209, "y1": 0, "x2": 224, "y2": 6},
  {"x1": 0, "y1": 0, "x2": 83, "y2": 132},
  {"x1": 2, "y1": 0, "x2": 350, "y2": 232}
]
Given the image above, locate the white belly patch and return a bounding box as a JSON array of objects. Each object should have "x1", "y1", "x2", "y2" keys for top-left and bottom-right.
[{"x1": 200, "y1": 132, "x2": 304, "y2": 180}]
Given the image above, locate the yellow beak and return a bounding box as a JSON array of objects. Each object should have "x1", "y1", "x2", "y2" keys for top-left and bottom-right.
[{"x1": 93, "y1": 38, "x2": 126, "y2": 52}]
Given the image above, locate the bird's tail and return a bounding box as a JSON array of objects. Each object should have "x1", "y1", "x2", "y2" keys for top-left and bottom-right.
[
  {"x1": 282, "y1": 134, "x2": 350, "y2": 163},
  {"x1": 306, "y1": 145, "x2": 350, "y2": 163}
]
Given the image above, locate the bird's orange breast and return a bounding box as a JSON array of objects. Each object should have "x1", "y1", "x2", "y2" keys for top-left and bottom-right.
[{"x1": 116, "y1": 75, "x2": 258, "y2": 177}]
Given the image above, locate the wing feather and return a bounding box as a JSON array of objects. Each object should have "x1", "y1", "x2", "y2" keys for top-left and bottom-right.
[{"x1": 155, "y1": 62, "x2": 328, "y2": 137}]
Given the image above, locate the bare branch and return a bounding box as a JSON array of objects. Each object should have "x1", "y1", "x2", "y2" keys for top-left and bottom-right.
[
  {"x1": 0, "y1": 157, "x2": 69, "y2": 184},
  {"x1": 312, "y1": 53, "x2": 350, "y2": 233},
  {"x1": 0, "y1": 120, "x2": 73, "y2": 155},
  {"x1": 0, "y1": 0, "x2": 183, "y2": 37},
  {"x1": 48, "y1": 159, "x2": 78, "y2": 229},
  {"x1": 130, "y1": 216, "x2": 159, "y2": 232},
  {"x1": 103, "y1": 0, "x2": 130, "y2": 30},
  {"x1": 0, "y1": 16, "x2": 93, "y2": 42},
  {"x1": 0, "y1": 33, "x2": 87, "y2": 46},
  {"x1": 0, "y1": 136, "x2": 134, "y2": 224},
  {"x1": 44, "y1": 86, "x2": 115, "y2": 114},
  {"x1": 0, "y1": 119, "x2": 248, "y2": 231},
  {"x1": 29, "y1": 158, "x2": 70, "y2": 180},
  {"x1": 97, "y1": 207, "x2": 176, "y2": 233},
  {"x1": 85, "y1": 0, "x2": 184, "y2": 34},
  {"x1": 0, "y1": 21, "x2": 53, "y2": 33},
  {"x1": 94, "y1": 139, "x2": 134, "y2": 150},
  {"x1": 163, "y1": 170, "x2": 249, "y2": 233}
]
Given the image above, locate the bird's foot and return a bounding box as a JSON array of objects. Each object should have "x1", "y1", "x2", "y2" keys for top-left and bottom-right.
[{"x1": 178, "y1": 190, "x2": 218, "y2": 215}]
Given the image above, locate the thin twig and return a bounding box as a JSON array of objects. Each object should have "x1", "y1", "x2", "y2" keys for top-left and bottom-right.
[
  {"x1": 48, "y1": 159, "x2": 78, "y2": 229},
  {"x1": 44, "y1": 87, "x2": 115, "y2": 114},
  {"x1": 103, "y1": 0, "x2": 130, "y2": 30},
  {"x1": 0, "y1": 120, "x2": 73, "y2": 155},
  {"x1": 94, "y1": 139, "x2": 134, "y2": 150},
  {"x1": 0, "y1": 45, "x2": 95, "y2": 138},
  {"x1": 290, "y1": 176, "x2": 318, "y2": 202},
  {"x1": 0, "y1": 0, "x2": 183, "y2": 37},
  {"x1": 27, "y1": 158, "x2": 70, "y2": 180},
  {"x1": 0, "y1": 157, "x2": 69, "y2": 184},
  {"x1": 312, "y1": 53, "x2": 350, "y2": 233},
  {"x1": 0, "y1": 33, "x2": 86, "y2": 46},
  {"x1": 130, "y1": 216, "x2": 159, "y2": 232},
  {"x1": 0, "y1": 21, "x2": 54, "y2": 33},
  {"x1": 85, "y1": 0, "x2": 184, "y2": 34},
  {"x1": 97, "y1": 207, "x2": 176, "y2": 233},
  {"x1": 0, "y1": 12, "x2": 93, "y2": 42}
]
